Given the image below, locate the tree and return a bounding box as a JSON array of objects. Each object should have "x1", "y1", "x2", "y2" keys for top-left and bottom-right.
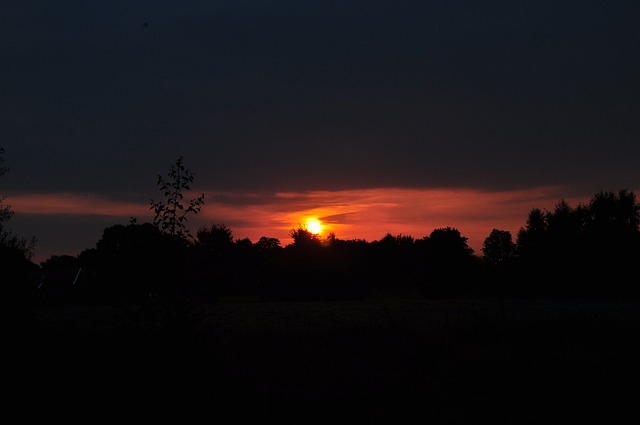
[
  {"x1": 481, "y1": 229, "x2": 517, "y2": 297},
  {"x1": 195, "y1": 223, "x2": 234, "y2": 255},
  {"x1": 40, "y1": 254, "x2": 79, "y2": 270},
  {"x1": 1, "y1": 147, "x2": 18, "y2": 239},
  {"x1": 289, "y1": 225, "x2": 322, "y2": 249},
  {"x1": 426, "y1": 227, "x2": 475, "y2": 259},
  {"x1": 482, "y1": 229, "x2": 516, "y2": 266},
  {"x1": 1, "y1": 147, "x2": 38, "y2": 307},
  {"x1": 255, "y1": 236, "x2": 282, "y2": 253},
  {"x1": 515, "y1": 207, "x2": 548, "y2": 264},
  {"x1": 583, "y1": 189, "x2": 640, "y2": 294},
  {"x1": 419, "y1": 227, "x2": 477, "y2": 298},
  {"x1": 93, "y1": 222, "x2": 186, "y2": 300},
  {"x1": 586, "y1": 189, "x2": 640, "y2": 243},
  {"x1": 0, "y1": 147, "x2": 36, "y2": 262},
  {"x1": 370, "y1": 233, "x2": 418, "y2": 292},
  {"x1": 150, "y1": 156, "x2": 205, "y2": 240},
  {"x1": 514, "y1": 190, "x2": 640, "y2": 297}
]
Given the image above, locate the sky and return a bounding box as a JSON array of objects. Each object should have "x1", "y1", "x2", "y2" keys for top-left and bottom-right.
[{"x1": 2, "y1": 0, "x2": 639, "y2": 264}]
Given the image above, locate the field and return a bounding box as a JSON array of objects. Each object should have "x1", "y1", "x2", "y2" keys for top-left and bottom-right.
[{"x1": 15, "y1": 298, "x2": 640, "y2": 423}]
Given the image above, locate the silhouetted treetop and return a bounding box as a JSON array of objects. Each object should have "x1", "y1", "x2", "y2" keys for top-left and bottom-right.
[
  {"x1": 482, "y1": 229, "x2": 516, "y2": 266},
  {"x1": 150, "y1": 156, "x2": 205, "y2": 240},
  {"x1": 26, "y1": 187, "x2": 640, "y2": 303},
  {"x1": 423, "y1": 227, "x2": 474, "y2": 258},
  {"x1": 196, "y1": 224, "x2": 234, "y2": 254},
  {"x1": 289, "y1": 226, "x2": 322, "y2": 248},
  {"x1": 255, "y1": 236, "x2": 282, "y2": 253},
  {"x1": 0, "y1": 146, "x2": 36, "y2": 262}
]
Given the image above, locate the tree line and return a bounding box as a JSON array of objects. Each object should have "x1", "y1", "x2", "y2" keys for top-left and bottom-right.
[{"x1": 3, "y1": 151, "x2": 639, "y2": 304}]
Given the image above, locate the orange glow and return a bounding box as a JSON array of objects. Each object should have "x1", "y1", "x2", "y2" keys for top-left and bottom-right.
[
  {"x1": 194, "y1": 185, "x2": 594, "y2": 253},
  {"x1": 7, "y1": 186, "x2": 608, "y2": 263},
  {"x1": 7, "y1": 192, "x2": 152, "y2": 217}
]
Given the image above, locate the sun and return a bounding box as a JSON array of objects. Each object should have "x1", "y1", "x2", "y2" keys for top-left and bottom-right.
[{"x1": 306, "y1": 219, "x2": 322, "y2": 235}]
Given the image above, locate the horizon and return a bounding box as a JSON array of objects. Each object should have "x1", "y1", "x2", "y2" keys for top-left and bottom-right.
[{"x1": 7, "y1": 184, "x2": 622, "y2": 265}]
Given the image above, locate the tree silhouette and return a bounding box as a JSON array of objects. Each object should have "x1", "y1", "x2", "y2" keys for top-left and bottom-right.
[
  {"x1": 150, "y1": 156, "x2": 205, "y2": 240},
  {"x1": 188, "y1": 224, "x2": 236, "y2": 298},
  {"x1": 263, "y1": 226, "x2": 328, "y2": 300},
  {"x1": 516, "y1": 207, "x2": 548, "y2": 266},
  {"x1": 255, "y1": 236, "x2": 282, "y2": 253},
  {"x1": 425, "y1": 227, "x2": 475, "y2": 260},
  {"x1": 514, "y1": 190, "x2": 640, "y2": 297},
  {"x1": 369, "y1": 233, "x2": 419, "y2": 294},
  {"x1": 195, "y1": 224, "x2": 234, "y2": 256},
  {"x1": 0, "y1": 147, "x2": 36, "y2": 261},
  {"x1": 40, "y1": 254, "x2": 79, "y2": 270},
  {"x1": 19, "y1": 178, "x2": 640, "y2": 303},
  {"x1": 583, "y1": 189, "x2": 640, "y2": 294},
  {"x1": 289, "y1": 225, "x2": 323, "y2": 248},
  {"x1": 481, "y1": 229, "x2": 517, "y2": 296},
  {"x1": 93, "y1": 222, "x2": 188, "y2": 301},
  {"x1": 586, "y1": 189, "x2": 640, "y2": 245},
  {"x1": 1, "y1": 147, "x2": 38, "y2": 311},
  {"x1": 482, "y1": 229, "x2": 516, "y2": 266},
  {"x1": 418, "y1": 227, "x2": 477, "y2": 298}
]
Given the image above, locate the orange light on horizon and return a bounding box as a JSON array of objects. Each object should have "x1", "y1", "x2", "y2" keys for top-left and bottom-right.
[
  {"x1": 6, "y1": 192, "x2": 152, "y2": 217},
  {"x1": 7, "y1": 185, "x2": 606, "y2": 263},
  {"x1": 235, "y1": 186, "x2": 594, "y2": 252}
]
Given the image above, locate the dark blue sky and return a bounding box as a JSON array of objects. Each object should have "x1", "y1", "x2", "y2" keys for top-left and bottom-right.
[{"x1": 2, "y1": 1, "x2": 639, "y2": 262}]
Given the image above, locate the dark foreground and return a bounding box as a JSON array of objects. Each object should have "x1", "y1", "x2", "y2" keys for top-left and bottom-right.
[{"x1": 12, "y1": 298, "x2": 640, "y2": 423}]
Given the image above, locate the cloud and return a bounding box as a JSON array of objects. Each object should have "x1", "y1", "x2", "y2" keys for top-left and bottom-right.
[
  {"x1": 7, "y1": 193, "x2": 151, "y2": 217},
  {"x1": 319, "y1": 212, "x2": 357, "y2": 224},
  {"x1": 8, "y1": 185, "x2": 599, "y2": 265}
]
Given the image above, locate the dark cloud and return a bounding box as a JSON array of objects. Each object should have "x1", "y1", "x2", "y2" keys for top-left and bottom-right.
[
  {"x1": 319, "y1": 212, "x2": 357, "y2": 225},
  {"x1": 4, "y1": 1, "x2": 637, "y2": 196}
]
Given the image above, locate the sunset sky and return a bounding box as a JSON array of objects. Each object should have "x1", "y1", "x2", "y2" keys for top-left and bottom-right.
[{"x1": 2, "y1": 1, "x2": 639, "y2": 264}]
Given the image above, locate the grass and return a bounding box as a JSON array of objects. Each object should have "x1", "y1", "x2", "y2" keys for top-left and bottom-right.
[{"x1": 17, "y1": 297, "x2": 640, "y2": 423}]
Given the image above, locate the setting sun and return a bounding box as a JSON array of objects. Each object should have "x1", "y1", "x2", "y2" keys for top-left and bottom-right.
[{"x1": 306, "y1": 219, "x2": 322, "y2": 235}]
